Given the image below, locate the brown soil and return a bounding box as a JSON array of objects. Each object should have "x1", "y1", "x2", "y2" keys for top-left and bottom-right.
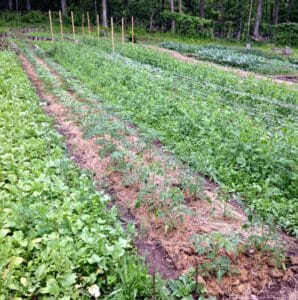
[
  {"x1": 0, "y1": 38, "x2": 10, "y2": 50},
  {"x1": 147, "y1": 45, "x2": 297, "y2": 86},
  {"x1": 274, "y1": 75, "x2": 298, "y2": 84},
  {"x1": 18, "y1": 48, "x2": 298, "y2": 299}
]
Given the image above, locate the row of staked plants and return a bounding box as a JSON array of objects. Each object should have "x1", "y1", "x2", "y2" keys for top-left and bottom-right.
[
  {"x1": 160, "y1": 41, "x2": 298, "y2": 75},
  {"x1": 0, "y1": 50, "x2": 200, "y2": 299},
  {"x1": 39, "y1": 40, "x2": 298, "y2": 236}
]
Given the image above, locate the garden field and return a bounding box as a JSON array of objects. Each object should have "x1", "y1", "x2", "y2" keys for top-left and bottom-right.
[
  {"x1": 36, "y1": 39, "x2": 298, "y2": 235},
  {"x1": 1, "y1": 29, "x2": 298, "y2": 299},
  {"x1": 160, "y1": 41, "x2": 298, "y2": 76}
]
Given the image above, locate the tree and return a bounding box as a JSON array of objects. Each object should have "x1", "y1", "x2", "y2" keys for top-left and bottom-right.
[
  {"x1": 274, "y1": 0, "x2": 280, "y2": 25},
  {"x1": 178, "y1": 0, "x2": 182, "y2": 14},
  {"x1": 8, "y1": 0, "x2": 13, "y2": 10},
  {"x1": 199, "y1": 0, "x2": 205, "y2": 18},
  {"x1": 253, "y1": 0, "x2": 263, "y2": 39},
  {"x1": 236, "y1": 0, "x2": 244, "y2": 39},
  {"x1": 95, "y1": 0, "x2": 98, "y2": 16},
  {"x1": 61, "y1": 0, "x2": 67, "y2": 15},
  {"x1": 170, "y1": 0, "x2": 175, "y2": 33},
  {"x1": 102, "y1": 0, "x2": 108, "y2": 28},
  {"x1": 26, "y1": 0, "x2": 31, "y2": 11}
]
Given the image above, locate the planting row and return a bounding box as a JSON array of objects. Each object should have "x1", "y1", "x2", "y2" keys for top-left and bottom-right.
[
  {"x1": 160, "y1": 42, "x2": 298, "y2": 75},
  {"x1": 0, "y1": 51, "x2": 174, "y2": 299},
  {"x1": 39, "y1": 41, "x2": 298, "y2": 235}
]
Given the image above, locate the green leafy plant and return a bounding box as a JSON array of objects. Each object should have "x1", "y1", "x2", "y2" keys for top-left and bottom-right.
[
  {"x1": 191, "y1": 233, "x2": 241, "y2": 282},
  {"x1": 160, "y1": 42, "x2": 298, "y2": 75}
]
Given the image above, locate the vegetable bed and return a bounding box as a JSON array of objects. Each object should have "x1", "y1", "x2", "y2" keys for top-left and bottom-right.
[
  {"x1": 0, "y1": 51, "x2": 158, "y2": 299},
  {"x1": 160, "y1": 42, "x2": 298, "y2": 75},
  {"x1": 42, "y1": 41, "x2": 298, "y2": 236}
]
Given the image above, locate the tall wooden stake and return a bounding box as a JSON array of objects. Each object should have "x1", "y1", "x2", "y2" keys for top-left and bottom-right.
[
  {"x1": 59, "y1": 10, "x2": 64, "y2": 42},
  {"x1": 131, "y1": 16, "x2": 134, "y2": 47},
  {"x1": 97, "y1": 14, "x2": 100, "y2": 40},
  {"x1": 48, "y1": 10, "x2": 54, "y2": 41},
  {"x1": 71, "y1": 11, "x2": 76, "y2": 42},
  {"x1": 194, "y1": 262, "x2": 199, "y2": 299},
  {"x1": 82, "y1": 13, "x2": 85, "y2": 34},
  {"x1": 87, "y1": 12, "x2": 91, "y2": 37},
  {"x1": 121, "y1": 17, "x2": 124, "y2": 45},
  {"x1": 152, "y1": 270, "x2": 156, "y2": 300},
  {"x1": 111, "y1": 17, "x2": 115, "y2": 53}
]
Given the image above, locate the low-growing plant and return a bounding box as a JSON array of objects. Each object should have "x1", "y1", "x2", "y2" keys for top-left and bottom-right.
[{"x1": 191, "y1": 232, "x2": 242, "y2": 282}]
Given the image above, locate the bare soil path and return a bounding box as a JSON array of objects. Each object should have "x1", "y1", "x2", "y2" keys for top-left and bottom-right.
[{"x1": 17, "y1": 45, "x2": 298, "y2": 299}]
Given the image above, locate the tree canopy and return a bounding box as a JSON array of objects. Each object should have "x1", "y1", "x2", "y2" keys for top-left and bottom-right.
[{"x1": 1, "y1": 0, "x2": 298, "y2": 40}]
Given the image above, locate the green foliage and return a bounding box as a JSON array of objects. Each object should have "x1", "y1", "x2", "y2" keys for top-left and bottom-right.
[
  {"x1": 161, "y1": 11, "x2": 212, "y2": 35},
  {"x1": 21, "y1": 11, "x2": 46, "y2": 24},
  {"x1": 44, "y1": 41, "x2": 298, "y2": 236},
  {"x1": 160, "y1": 42, "x2": 298, "y2": 75},
  {"x1": 168, "y1": 271, "x2": 205, "y2": 299},
  {"x1": 191, "y1": 233, "x2": 241, "y2": 282},
  {"x1": 272, "y1": 23, "x2": 298, "y2": 46},
  {"x1": 0, "y1": 50, "x2": 169, "y2": 299}
]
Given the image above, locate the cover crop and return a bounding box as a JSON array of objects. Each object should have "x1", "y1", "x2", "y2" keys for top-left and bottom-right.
[{"x1": 43, "y1": 41, "x2": 298, "y2": 236}]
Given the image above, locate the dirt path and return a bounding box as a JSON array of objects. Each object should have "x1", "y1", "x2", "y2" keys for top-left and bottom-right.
[
  {"x1": 18, "y1": 47, "x2": 298, "y2": 299},
  {"x1": 147, "y1": 45, "x2": 297, "y2": 86}
]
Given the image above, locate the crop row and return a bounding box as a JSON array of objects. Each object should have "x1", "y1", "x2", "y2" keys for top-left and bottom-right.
[
  {"x1": 160, "y1": 42, "x2": 298, "y2": 75},
  {"x1": 0, "y1": 50, "x2": 171, "y2": 299},
  {"x1": 39, "y1": 41, "x2": 298, "y2": 235}
]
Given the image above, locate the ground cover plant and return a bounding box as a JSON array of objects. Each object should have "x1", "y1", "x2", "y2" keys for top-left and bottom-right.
[
  {"x1": 0, "y1": 50, "x2": 179, "y2": 299},
  {"x1": 160, "y1": 41, "x2": 298, "y2": 75},
  {"x1": 37, "y1": 40, "x2": 298, "y2": 236}
]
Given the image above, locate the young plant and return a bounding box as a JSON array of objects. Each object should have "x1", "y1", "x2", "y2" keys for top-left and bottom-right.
[{"x1": 191, "y1": 232, "x2": 242, "y2": 282}]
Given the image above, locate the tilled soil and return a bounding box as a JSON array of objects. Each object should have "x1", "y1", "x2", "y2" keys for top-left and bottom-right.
[{"x1": 18, "y1": 46, "x2": 298, "y2": 299}]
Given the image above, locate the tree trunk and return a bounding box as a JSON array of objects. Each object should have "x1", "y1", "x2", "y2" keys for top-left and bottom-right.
[
  {"x1": 199, "y1": 0, "x2": 205, "y2": 18},
  {"x1": 61, "y1": 0, "x2": 67, "y2": 16},
  {"x1": 161, "y1": 0, "x2": 165, "y2": 32},
  {"x1": 170, "y1": 0, "x2": 175, "y2": 33},
  {"x1": 253, "y1": 0, "x2": 263, "y2": 39},
  {"x1": 237, "y1": 0, "x2": 243, "y2": 39},
  {"x1": 274, "y1": 0, "x2": 279, "y2": 25},
  {"x1": 178, "y1": 0, "x2": 182, "y2": 14},
  {"x1": 218, "y1": 1, "x2": 225, "y2": 37},
  {"x1": 102, "y1": 0, "x2": 108, "y2": 28},
  {"x1": 95, "y1": 0, "x2": 98, "y2": 17},
  {"x1": 149, "y1": 13, "x2": 155, "y2": 31},
  {"x1": 26, "y1": 0, "x2": 31, "y2": 11},
  {"x1": 8, "y1": 0, "x2": 13, "y2": 10},
  {"x1": 286, "y1": 0, "x2": 293, "y2": 22}
]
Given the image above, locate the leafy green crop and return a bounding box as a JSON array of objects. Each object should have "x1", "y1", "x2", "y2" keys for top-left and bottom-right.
[
  {"x1": 0, "y1": 51, "x2": 171, "y2": 299},
  {"x1": 160, "y1": 42, "x2": 298, "y2": 75},
  {"x1": 41, "y1": 41, "x2": 298, "y2": 236}
]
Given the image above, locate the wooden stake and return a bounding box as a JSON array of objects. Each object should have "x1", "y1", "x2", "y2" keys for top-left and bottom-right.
[
  {"x1": 97, "y1": 14, "x2": 100, "y2": 40},
  {"x1": 194, "y1": 261, "x2": 199, "y2": 299},
  {"x1": 111, "y1": 17, "x2": 115, "y2": 54},
  {"x1": 82, "y1": 13, "x2": 85, "y2": 34},
  {"x1": 71, "y1": 11, "x2": 76, "y2": 42},
  {"x1": 48, "y1": 10, "x2": 54, "y2": 41},
  {"x1": 59, "y1": 10, "x2": 64, "y2": 42},
  {"x1": 87, "y1": 11, "x2": 91, "y2": 37},
  {"x1": 121, "y1": 17, "x2": 124, "y2": 45},
  {"x1": 152, "y1": 270, "x2": 156, "y2": 300},
  {"x1": 131, "y1": 16, "x2": 134, "y2": 47}
]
